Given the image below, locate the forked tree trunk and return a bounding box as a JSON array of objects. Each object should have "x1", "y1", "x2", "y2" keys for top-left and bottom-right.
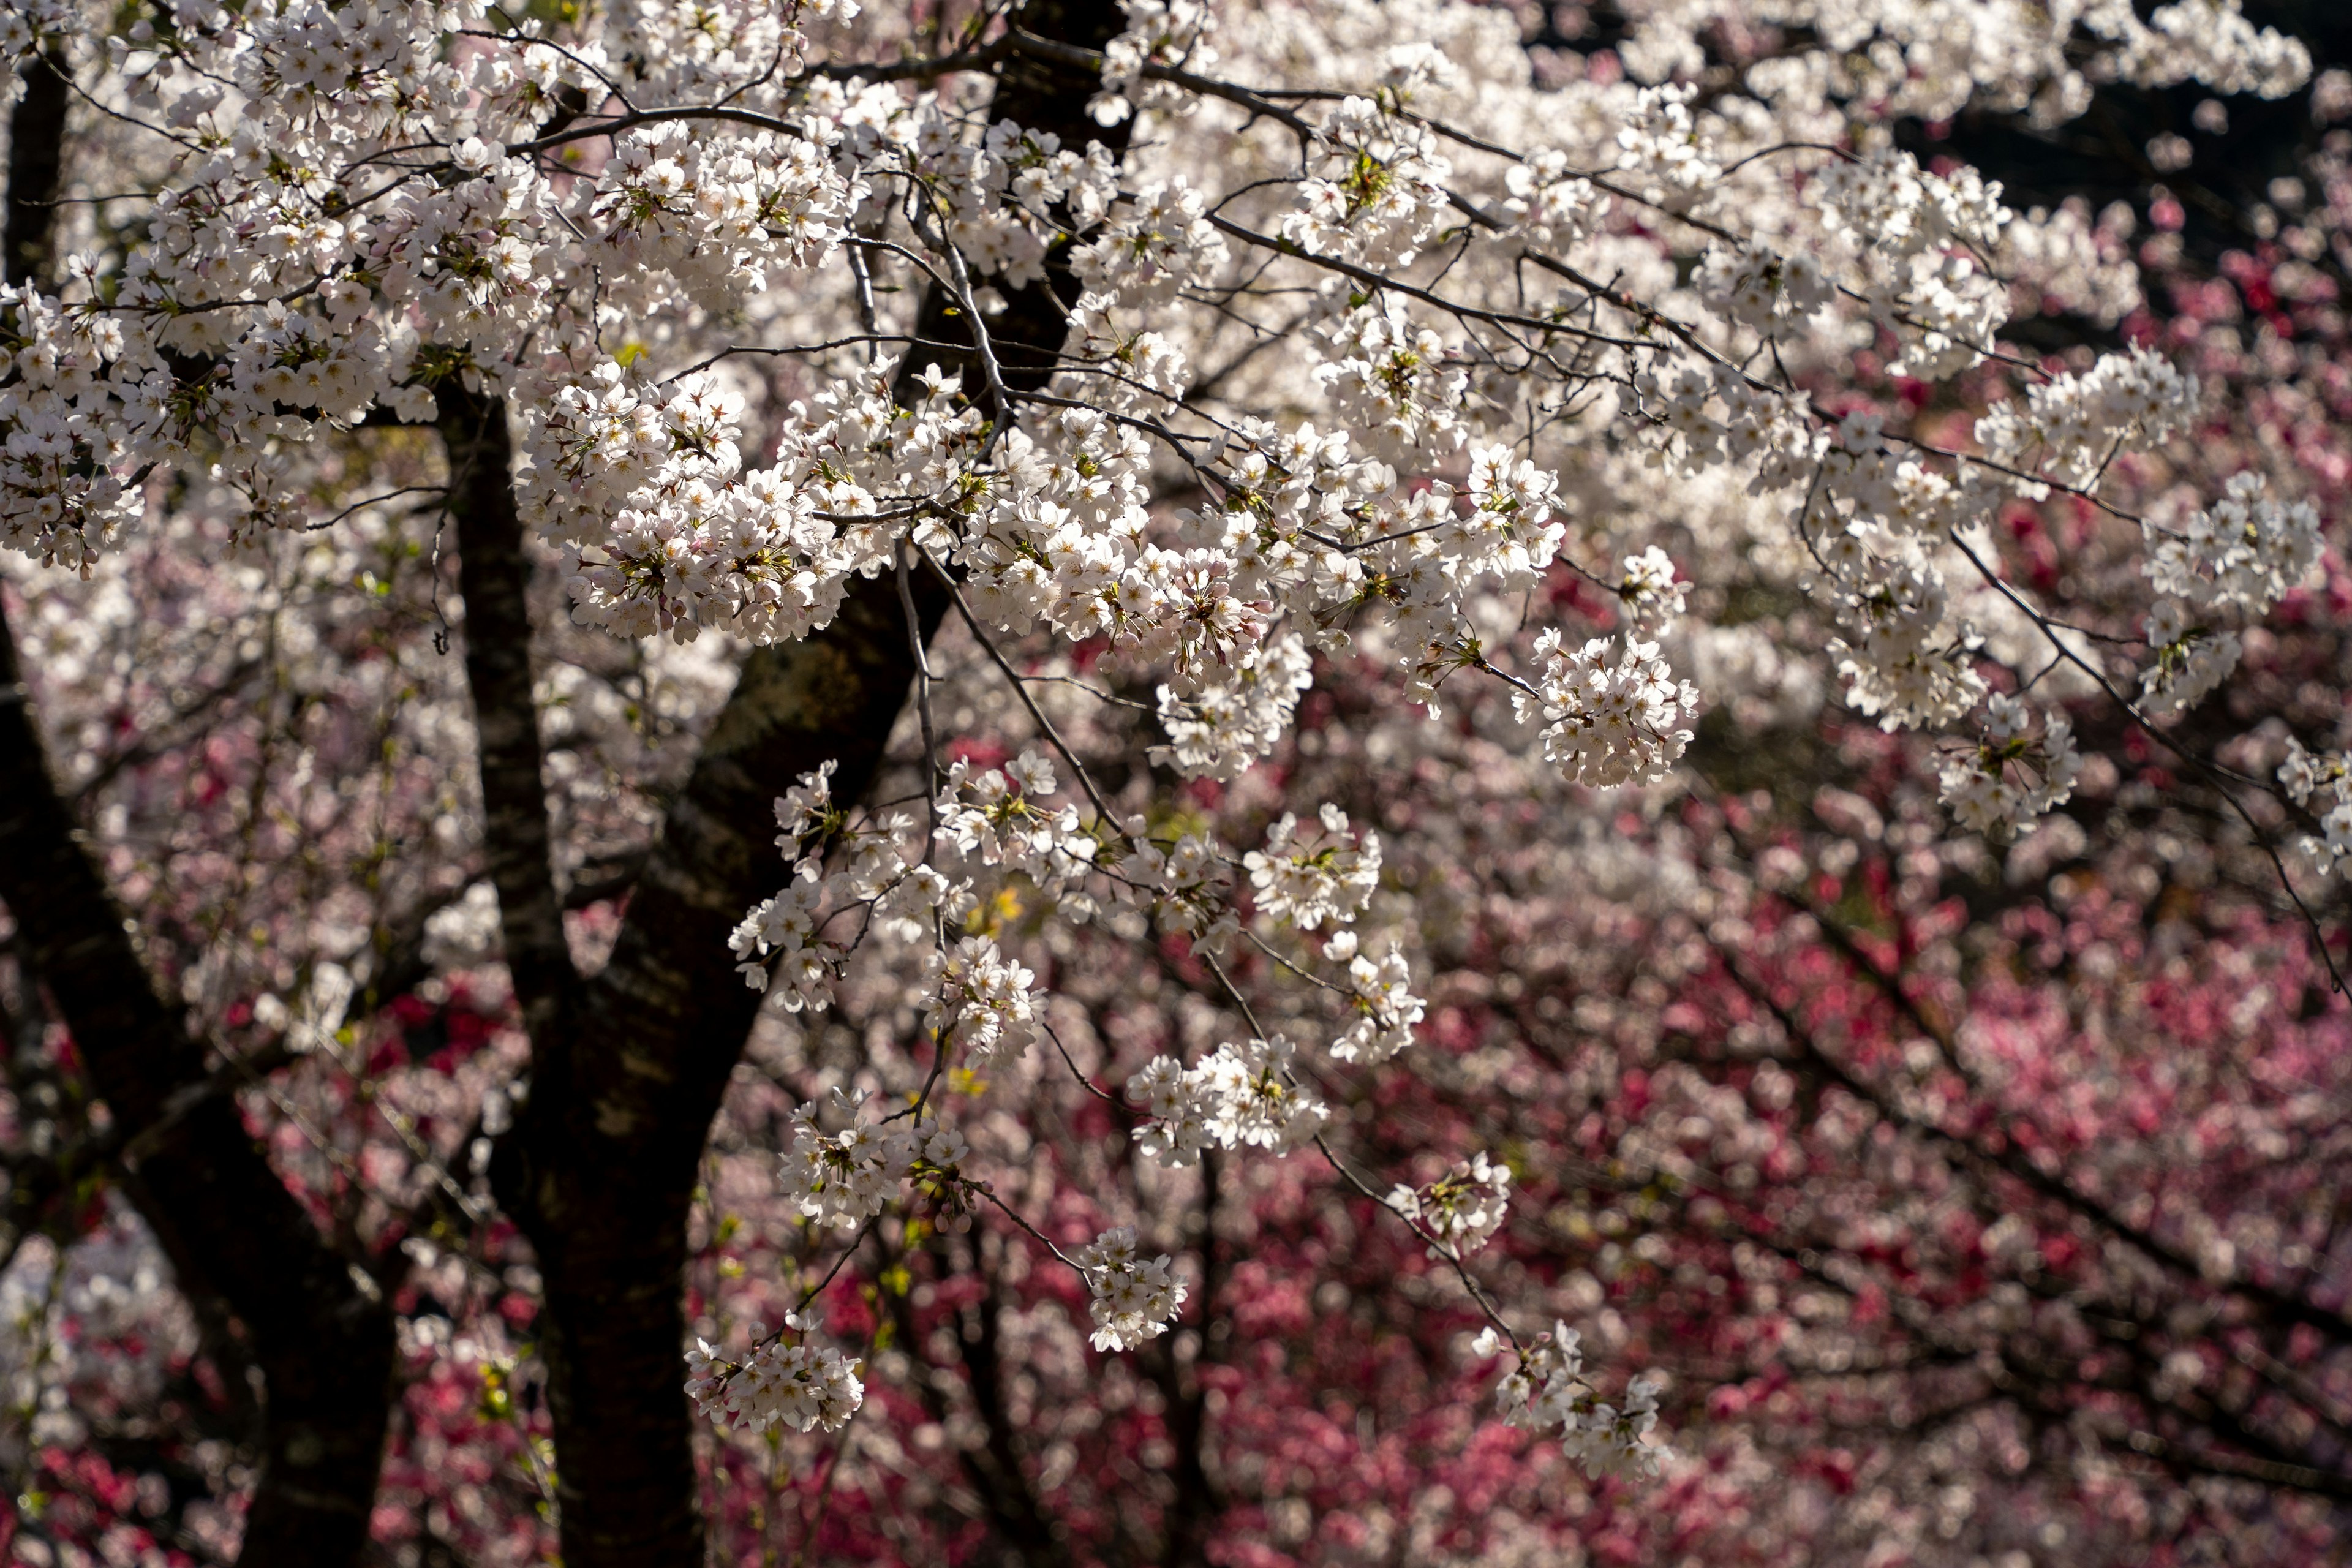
[{"x1": 458, "y1": 3, "x2": 1141, "y2": 1562}]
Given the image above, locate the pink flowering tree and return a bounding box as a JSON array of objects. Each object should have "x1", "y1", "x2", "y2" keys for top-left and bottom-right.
[{"x1": 0, "y1": 0, "x2": 2349, "y2": 1565}]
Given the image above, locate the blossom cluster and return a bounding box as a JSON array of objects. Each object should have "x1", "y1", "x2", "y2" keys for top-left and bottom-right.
[
  {"x1": 775, "y1": 1091, "x2": 965, "y2": 1232},
  {"x1": 1479, "y1": 1322, "x2": 1668, "y2": 1482},
  {"x1": 1243, "y1": 804, "x2": 1379, "y2": 930},
  {"x1": 2279, "y1": 740, "x2": 2352, "y2": 876},
  {"x1": 1936, "y1": 693, "x2": 2083, "y2": 839},
  {"x1": 1325, "y1": 932, "x2": 1427, "y2": 1064},
  {"x1": 1389, "y1": 1152, "x2": 1512, "y2": 1259},
  {"x1": 685, "y1": 1317, "x2": 864, "y2": 1434},
  {"x1": 1516, "y1": 633, "x2": 1700, "y2": 788},
  {"x1": 2144, "y1": 472, "x2": 2322, "y2": 617},
  {"x1": 934, "y1": 750, "x2": 1099, "y2": 899},
  {"x1": 921, "y1": 935, "x2": 1044, "y2": 1068},
  {"x1": 1124, "y1": 1035, "x2": 1330, "y2": 1164},
  {"x1": 1072, "y1": 1226, "x2": 1188, "y2": 1352}
]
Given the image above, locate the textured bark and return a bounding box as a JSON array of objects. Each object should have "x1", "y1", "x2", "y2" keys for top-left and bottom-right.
[
  {"x1": 0, "y1": 54, "x2": 393, "y2": 1568},
  {"x1": 439, "y1": 383, "x2": 578, "y2": 1049},
  {"x1": 477, "y1": 4, "x2": 1142, "y2": 1563},
  {"x1": 2, "y1": 51, "x2": 63, "y2": 287},
  {"x1": 1156, "y1": 1152, "x2": 1223, "y2": 1567},
  {"x1": 0, "y1": 609, "x2": 395, "y2": 1564},
  {"x1": 492, "y1": 571, "x2": 944, "y2": 1563}
]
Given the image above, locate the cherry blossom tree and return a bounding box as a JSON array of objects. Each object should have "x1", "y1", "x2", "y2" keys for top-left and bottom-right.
[{"x1": 1, "y1": 0, "x2": 2350, "y2": 1565}]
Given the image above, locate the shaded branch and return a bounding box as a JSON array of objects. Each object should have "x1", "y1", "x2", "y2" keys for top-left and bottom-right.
[
  {"x1": 0, "y1": 51, "x2": 394, "y2": 1567},
  {"x1": 438, "y1": 383, "x2": 579, "y2": 1050}
]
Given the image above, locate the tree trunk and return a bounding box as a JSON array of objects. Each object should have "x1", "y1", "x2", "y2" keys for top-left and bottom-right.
[
  {"x1": 0, "y1": 619, "x2": 397, "y2": 1564},
  {"x1": 0, "y1": 53, "x2": 395, "y2": 1567},
  {"x1": 470, "y1": 4, "x2": 1142, "y2": 1561},
  {"x1": 438, "y1": 382, "x2": 579, "y2": 1050}
]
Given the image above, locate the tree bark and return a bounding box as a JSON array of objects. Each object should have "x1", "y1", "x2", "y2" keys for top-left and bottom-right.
[
  {"x1": 0, "y1": 52, "x2": 394, "y2": 1567},
  {"x1": 3, "y1": 50, "x2": 64, "y2": 287},
  {"x1": 439, "y1": 383, "x2": 578, "y2": 1050},
  {"x1": 492, "y1": 570, "x2": 944, "y2": 1562},
  {"x1": 468, "y1": 5, "x2": 1142, "y2": 1563},
  {"x1": 0, "y1": 618, "x2": 396, "y2": 1564}
]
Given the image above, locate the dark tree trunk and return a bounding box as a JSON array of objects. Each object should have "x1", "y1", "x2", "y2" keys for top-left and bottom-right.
[
  {"x1": 0, "y1": 621, "x2": 396, "y2": 1566},
  {"x1": 438, "y1": 382, "x2": 578, "y2": 1050},
  {"x1": 0, "y1": 52, "x2": 395, "y2": 1568},
  {"x1": 492, "y1": 571, "x2": 949, "y2": 1563},
  {"x1": 463, "y1": 4, "x2": 1144, "y2": 1563},
  {"x1": 3, "y1": 50, "x2": 63, "y2": 287}
]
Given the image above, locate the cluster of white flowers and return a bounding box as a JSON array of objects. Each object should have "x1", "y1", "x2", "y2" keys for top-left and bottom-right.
[
  {"x1": 1129, "y1": 827, "x2": 1235, "y2": 944},
  {"x1": 1479, "y1": 1321, "x2": 1669, "y2": 1481},
  {"x1": 1150, "y1": 632, "x2": 1313, "y2": 782},
  {"x1": 1090, "y1": 0, "x2": 1219, "y2": 127},
  {"x1": 1613, "y1": 84, "x2": 1721, "y2": 206},
  {"x1": 2280, "y1": 739, "x2": 2352, "y2": 878},
  {"x1": 17, "y1": 0, "x2": 2339, "y2": 1490},
  {"x1": 2140, "y1": 600, "x2": 2244, "y2": 719},
  {"x1": 2130, "y1": 474, "x2": 2321, "y2": 718},
  {"x1": 587, "y1": 121, "x2": 862, "y2": 303},
  {"x1": 1812, "y1": 151, "x2": 2011, "y2": 377},
  {"x1": 735, "y1": 760, "x2": 948, "y2": 997},
  {"x1": 921, "y1": 935, "x2": 1044, "y2": 1068},
  {"x1": 0, "y1": 286, "x2": 130, "y2": 570},
  {"x1": 2144, "y1": 472, "x2": 2322, "y2": 617},
  {"x1": 1455, "y1": 444, "x2": 1569, "y2": 592},
  {"x1": 344, "y1": 152, "x2": 553, "y2": 361},
  {"x1": 2105, "y1": 0, "x2": 2312, "y2": 100},
  {"x1": 731, "y1": 767, "x2": 850, "y2": 1005},
  {"x1": 1501, "y1": 150, "x2": 1598, "y2": 246},
  {"x1": 1977, "y1": 348, "x2": 2202, "y2": 493},
  {"x1": 777, "y1": 1093, "x2": 963, "y2": 1231},
  {"x1": 531, "y1": 364, "x2": 892, "y2": 645},
  {"x1": 1243, "y1": 804, "x2": 1379, "y2": 930},
  {"x1": 1615, "y1": 547, "x2": 1687, "y2": 635},
  {"x1": 1517, "y1": 632, "x2": 1700, "y2": 788},
  {"x1": 1999, "y1": 196, "x2": 2142, "y2": 325},
  {"x1": 1389, "y1": 1152, "x2": 1512, "y2": 1259},
  {"x1": 1071, "y1": 177, "x2": 1229, "y2": 305},
  {"x1": 1697, "y1": 241, "x2": 1833, "y2": 336},
  {"x1": 685, "y1": 1316, "x2": 864, "y2": 1434},
  {"x1": 1326, "y1": 932, "x2": 1427, "y2": 1065},
  {"x1": 934, "y1": 751, "x2": 1098, "y2": 899},
  {"x1": 1124, "y1": 1035, "x2": 1330, "y2": 1164},
  {"x1": 1281, "y1": 96, "x2": 1452, "y2": 266},
  {"x1": 728, "y1": 872, "x2": 846, "y2": 1011},
  {"x1": 1820, "y1": 527, "x2": 1989, "y2": 733},
  {"x1": 1312, "y1": 296, "x2": 1473, "y2": 461},
  {"x1": 757, "y1": 9, "x2": 900, "y2": 93},
  {"x1": 0, "y1": 0, "x2": 70, "y2": 59},
  {"x1": 1615, "y1": 0, "x2": 2307, "y2": 126},
  {"x1": 1937, "y1": 693, "x2": 2082, "y2": 837},
  {"x1": 951, "y1": 119, "x2": 1123, "y2": 284},
  {"x1": 1072, "y1": 1226, "x2": 1188, "y2": 1351}
]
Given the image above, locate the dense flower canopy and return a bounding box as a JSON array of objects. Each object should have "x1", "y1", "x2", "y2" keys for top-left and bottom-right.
[{"x1": 1, "y1": 0, "x2": 2351, "y2": 1564}]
